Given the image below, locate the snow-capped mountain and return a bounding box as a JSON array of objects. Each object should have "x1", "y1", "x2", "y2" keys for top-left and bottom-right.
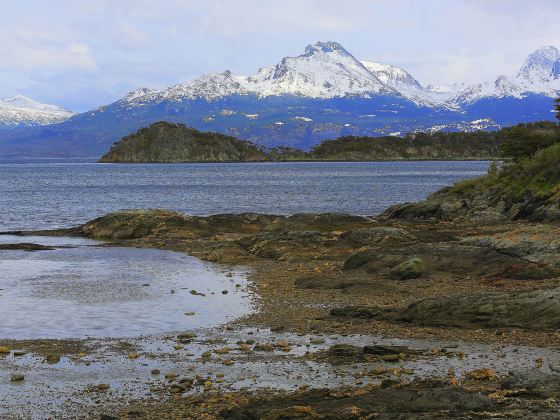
[
  {"x1": 452, "y1": 46, "x2": 560, "y2": 105},
  {"x1": 0, "y1": 95, "x2": 74, "y2": 128},
  {"x1": 125, "y1": 42, "x2": 398, "y2": 106},
  {"x1": 121, "y1": 42, "x2": 560, "y2": 111},
  {"x1": 1, "y1": 41, "x2": 559, "y2": 158}
]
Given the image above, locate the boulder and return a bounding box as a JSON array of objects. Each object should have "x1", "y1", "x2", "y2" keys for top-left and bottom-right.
[{"x1": 389, "y1": 258, "x2": 425, "y2": 280}]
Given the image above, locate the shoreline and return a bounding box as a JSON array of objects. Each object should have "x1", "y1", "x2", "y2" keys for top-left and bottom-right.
[{"x1": 2, "y1": 209, "x2": 560, "y2": 417}]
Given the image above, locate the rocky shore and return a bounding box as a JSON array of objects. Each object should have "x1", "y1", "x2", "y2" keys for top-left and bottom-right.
[{"x1": 3, "y1": 144, "x2": 560, "y2": 418}]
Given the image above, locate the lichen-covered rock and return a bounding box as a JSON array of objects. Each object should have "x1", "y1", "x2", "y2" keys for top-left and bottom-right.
[{"x1": 389, "y1": 258, "x2": 425, "y2": 280}]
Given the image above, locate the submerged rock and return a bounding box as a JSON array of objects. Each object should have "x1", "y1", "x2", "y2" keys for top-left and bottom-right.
[{"x1": 0, "y1": 243, "x2": 55, "y2": 251}]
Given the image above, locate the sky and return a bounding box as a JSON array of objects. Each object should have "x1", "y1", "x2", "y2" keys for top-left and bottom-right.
[{"x1": 1, "y1": 0, "x2": 559, "y2": 112}]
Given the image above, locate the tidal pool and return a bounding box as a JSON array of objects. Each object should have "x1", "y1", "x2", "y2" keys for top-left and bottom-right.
[{"x1": 0, "y1": 235, "x2": 252, "y2": 339}]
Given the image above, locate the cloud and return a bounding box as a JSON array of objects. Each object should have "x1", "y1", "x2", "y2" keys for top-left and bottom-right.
[
  {"x1": 0, "y1": 0, "x2": 559, "y2": 110},
  {"x1": 0, "y1": 29, "x2": 97, "y2": 72}
]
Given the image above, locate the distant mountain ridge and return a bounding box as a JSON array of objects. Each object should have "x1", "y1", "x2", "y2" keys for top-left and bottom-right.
[
  {"x1": 0, "y1": 95, "x2": 74, "y2": 128},
  {"x1": 1, "y1": 41, "x2": 559, "y2": 158}
]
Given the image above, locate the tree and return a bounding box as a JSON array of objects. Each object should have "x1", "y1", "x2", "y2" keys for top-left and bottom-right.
[
  {"x1": 499, "y1": 124, "x2": 559, "y2": 160},
  {"x1": 556, "y1": 97, "x2": 560, "y2": 121}
]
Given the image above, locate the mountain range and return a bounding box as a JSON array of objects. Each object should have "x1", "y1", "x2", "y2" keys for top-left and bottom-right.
[{"x1": 1, "y1": 41, "x2": 559, "y2": 158}]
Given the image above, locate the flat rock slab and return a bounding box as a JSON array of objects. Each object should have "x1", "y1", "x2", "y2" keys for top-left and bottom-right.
[{"x1": 332, "y1": 287, "x2": 560, "y2": 330}]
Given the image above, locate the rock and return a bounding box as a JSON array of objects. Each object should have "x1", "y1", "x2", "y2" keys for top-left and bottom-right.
[
  {"x1": 184, "y1": 312, "x2": 196, "y2": 316},
  {"x1": 201, "y1": 351, "x2": 212, "y2": 358},
  {"x1": 389, "y1": 258, "x2": 425, "y2": 280},
  {"x1": 169, "y1": 384, "x2": 185, "y2": 394},
  {"x1": 330, "y1": 305, "x2": 397, "y2": 319},
  {"x1": 45, "y1": 353, "x2": 61, "y2": 364},
  {"x1": 363, "y1": 345, "x2": 412, "y2": 356},
  {"x1": 0, "y1": 243, "x2": 55, "y2": 251},
  {"x1": 127, "y1": 353, "x2": 140, "y2": 359},
  {"x1": 97, "y1": 383, "x2": 110, "y2": 391},
  {"x1": 224, "y1": 379, "x2": 495, "y2": 418},
  {"x1": 502, "y1": 370, "x2": 560, "y2": 398},
  {"x1": 342, "y1": 250, "x2": 377, "y2": 271},
  {"x1": 254, "y1": 343, "x2": 275, "y2": 352},
  {"x1": 340, "y1": 227, "x2": 415, "y2": 246},
  {"x1": 0, "y1": 346, "x2": 10, "y2": 354},
  {"x1": 326, "y1": 344, "x2": 364, "y2": 363},
  {"x1": 177, "y1": 332, "x2": 197, "y2": 341},
  {"x1": 164, "y1": 372, "x2": 178, "y2": 380},
  {"x1": 100, "y1": 415, "x2": 118, "y2": 420},
  {"x1": 333, "y1": 287, "x2": 560, "y2": 330},
  {"x1": 10, "y1": 374, "x2": 24, "y2": 382},
  {"x1": 12, "y1": 351, "x2": 26, "y2": 357},
  {"x1": 465, "y1": 368, "x2": 495, "y2": 381},
  {"x1": 309, "y1": 338, "x2": 325, "y2": 345},
  {"x1": 222, "y1": 290, "x2": 229, "y2": 294},
  {"x1": 150, "y1": 369, "x2": 160, "y2": 375}
]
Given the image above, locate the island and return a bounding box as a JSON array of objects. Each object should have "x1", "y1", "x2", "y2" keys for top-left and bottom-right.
[{"x1": 97, "y1": 121, "x2": 560, "y2": 163}]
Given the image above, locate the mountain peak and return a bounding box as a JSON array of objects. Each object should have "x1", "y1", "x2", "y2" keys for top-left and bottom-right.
[
  {"x1": 517, "y1": 45, "x2": 560, "y2": 82},
  {"x1": 304, "y1": 41, "x2": 348, "y2": 55}
]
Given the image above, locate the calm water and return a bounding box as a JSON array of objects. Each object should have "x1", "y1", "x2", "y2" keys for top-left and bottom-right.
[
  {"x1": 0, "y1": 161, "x2": 488, "y2": 231},
  {"x1": 0, "y1": 235, "x2": 250, "y2": 339}
]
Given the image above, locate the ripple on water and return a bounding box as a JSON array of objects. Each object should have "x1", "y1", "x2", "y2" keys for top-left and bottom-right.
[{"x1": 0, "y1": 237, "x2": 252, "y2": 339}]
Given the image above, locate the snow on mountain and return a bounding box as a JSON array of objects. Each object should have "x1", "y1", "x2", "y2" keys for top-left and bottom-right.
[
  {"x1": 0, "y1": 95, "x2": 74, "y2": 127},
  {"x1": 125, "y1": 42, "x2": 399, "y2": 106},
  {"x1": 517, "y1": 46, "x2": 560, "y2": 83},
  {"x1": 453, "y1": 46, "x2": 560, "y2": 105},
  {"x1": 360, "y1": 61, "x2": 422, "y2": 89},
  {"x1": 425, "y1": 83, "x2": 465, "y2": 94},
  {"x1": 116, "y1": 41, "x2": 560, "y2": 111},
  {"x1": 245, "y1": 42, "x2": 395, "y2": 98},
  {"x1": 360, "y1": 60, "x2": 456, "y2": 107}
]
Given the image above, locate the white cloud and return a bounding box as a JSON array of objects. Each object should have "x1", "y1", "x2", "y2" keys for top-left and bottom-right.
[{"x1": 1, "y1": 0, "x2": 559, "y2": 110}]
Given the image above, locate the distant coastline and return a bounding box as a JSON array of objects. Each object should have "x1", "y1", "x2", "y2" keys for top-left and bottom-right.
[{"x1": 98, "y1": 121, "x2": 516, "y2": 163}]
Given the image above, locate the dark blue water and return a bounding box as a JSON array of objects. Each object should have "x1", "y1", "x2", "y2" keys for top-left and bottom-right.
[{"x1": 0, "y1": 161, "x2": 489, "y2": 231}]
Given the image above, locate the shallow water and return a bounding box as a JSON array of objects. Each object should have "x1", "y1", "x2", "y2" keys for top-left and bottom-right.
[
  {"x1": 0, "y1": 161, "x2": 489, "y2": 231},
  {"x1": 0, "y1": 236, "x2": 251, "y2": 339},
  {"x1": 2, "y1": 328, "x2": 559, "y2": 419}
]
